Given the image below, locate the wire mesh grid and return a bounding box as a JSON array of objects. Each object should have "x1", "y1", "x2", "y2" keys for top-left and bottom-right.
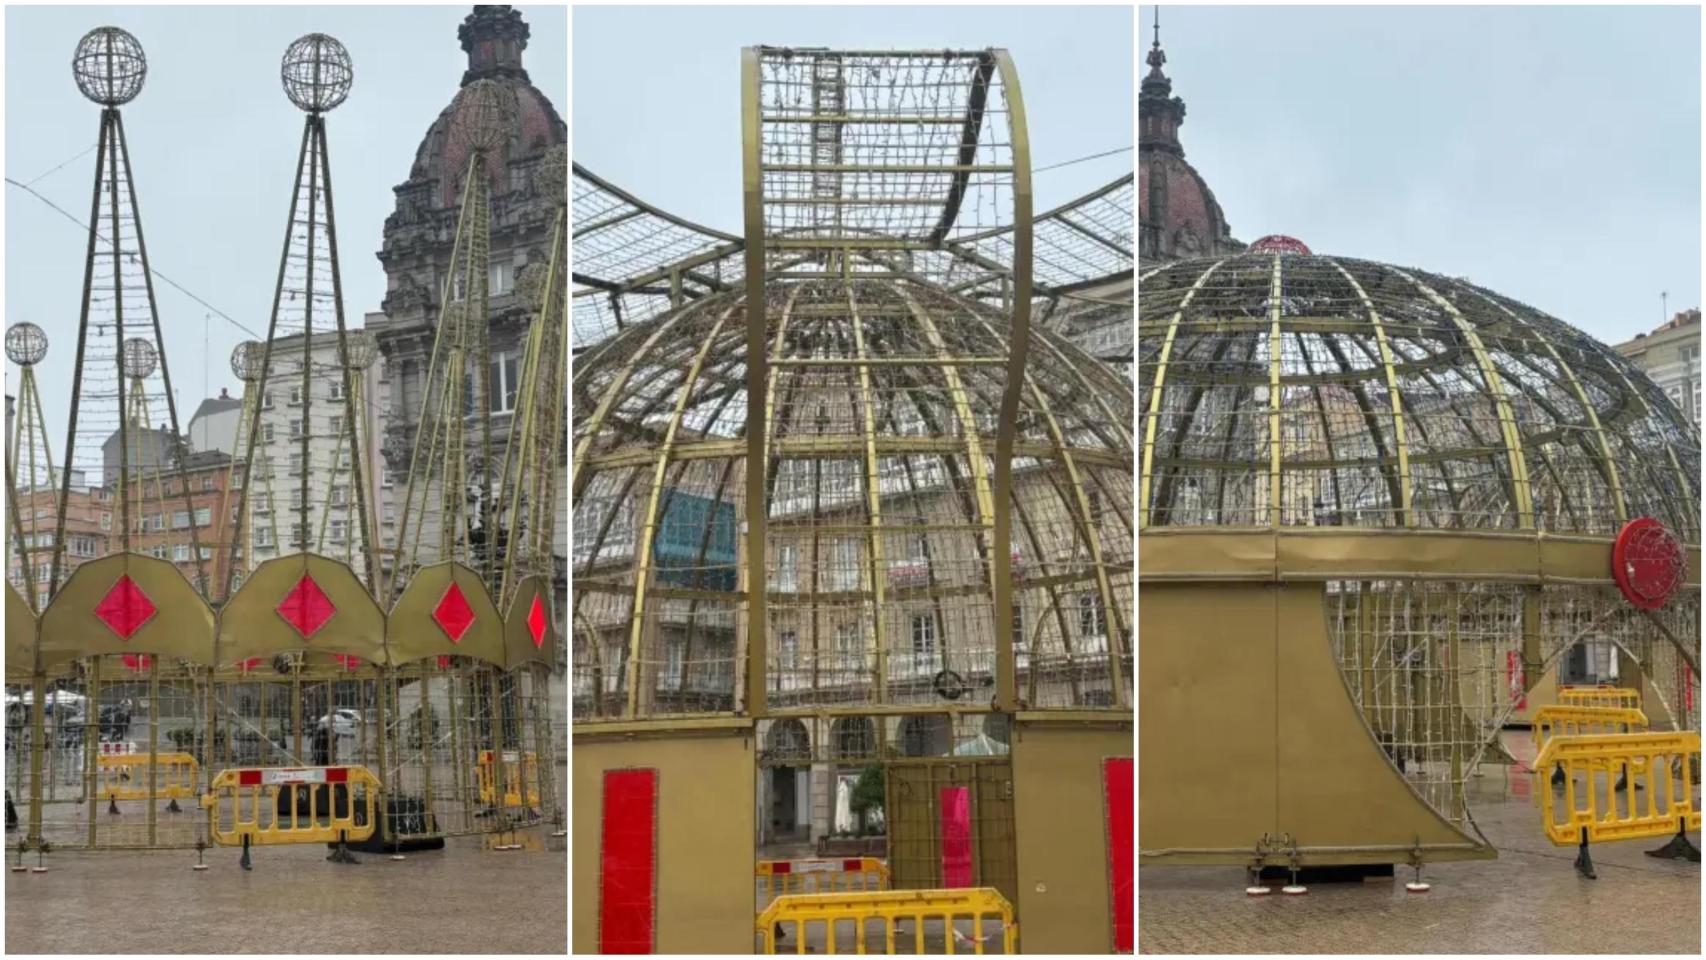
[
  {"x1": 1139, "y1": 253, "x2": 1702, "y2": 537},
  {"x1": 1327, "y1": 580, "x2": 1702, "y2": 834}
]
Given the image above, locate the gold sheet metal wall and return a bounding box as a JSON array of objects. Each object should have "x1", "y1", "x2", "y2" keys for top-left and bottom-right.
[
  {"x1": 1010, "y1": 717, "x2": 1132, "y2": 955},
  {"x1": 1139, "y1": 582, "x2": 1492, "y2": 865},
  {"x1": 571, "y1": 726, "x2": 755, "y2": 955}
]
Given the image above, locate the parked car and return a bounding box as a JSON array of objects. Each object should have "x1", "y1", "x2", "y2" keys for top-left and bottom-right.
[
  {"x1": 5, "y1": 689, "x2": 86, "y2": 727},
  {"x1": 316, "y1": 709, "x2": 361, "y2": 737}
]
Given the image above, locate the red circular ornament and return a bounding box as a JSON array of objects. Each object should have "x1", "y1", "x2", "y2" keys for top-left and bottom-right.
[
  {"x1": 1611, "y1": 517, "x2": 1685, "y2": 610},
  {"x1": 1248, "y1": 235, "x2": 1312, "y2": 255}
]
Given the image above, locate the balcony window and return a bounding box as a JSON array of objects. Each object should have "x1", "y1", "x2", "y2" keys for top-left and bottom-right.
[{"x1": 1078, "y1": 593, "x2": 1106, "y2": 639}]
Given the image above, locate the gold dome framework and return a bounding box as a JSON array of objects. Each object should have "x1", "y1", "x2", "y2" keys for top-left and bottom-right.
[
  {"x1": 572, "y1": 46, "x2": 1135, "y2": 954},
  {"x1": 1138, "y1": 250, "x2": 1701, "y2": 869}
]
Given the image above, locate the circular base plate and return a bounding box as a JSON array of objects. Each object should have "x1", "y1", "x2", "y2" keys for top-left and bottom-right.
[
  {"x1": 391, "y1": 854, "x2": 407, "y2": 861},
  {"x1": 1405, "y1": 882, "x2": 1431, "y2": 893},
  {"x1": 29, "y1": 867, "x2": 47, "y2": 873},
  {"x1": 9, "y1": 866, "x2": 25, "y2": 873},
  {"x1": 191, "y1": 864, "x2": 209, "y2": 871},
  {"x1": 1281, "y1": 884, "x2": 1308, "y2": 895},
  {"x1": 1244, "y1": 886, "x2": 1271, "y2": 896}
]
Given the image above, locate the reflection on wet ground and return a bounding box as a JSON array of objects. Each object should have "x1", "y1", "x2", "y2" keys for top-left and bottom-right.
[{"x1": 1140, "y1": 732, "x2": 1700, "y2": 954}]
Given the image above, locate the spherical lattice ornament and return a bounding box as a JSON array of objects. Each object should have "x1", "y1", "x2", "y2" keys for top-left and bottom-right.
[
  {"x1": 72, "y1": 27, "x2": 146, "y2": 106},
  {"x1": 5, "y1": 323, "x2": 48, "y2": 367},
  {"x1": 121, "y1": 337, "x2": 157, "y2": 378},
  {"x1": 450, "y1": 79, "x2": 517, "y2": 152},
  {"x1": 281, "y1": 34, "x2": 352, "y2": 113},
  {"x1": 230, "y1": 341, "x2": 263, "y2": 382},
  {"x1": 342, "y1": 330, "x2": 378, "y2": 370},
  {"x1": 537, "y1": 145, "x2": 567, "y2": 204}
]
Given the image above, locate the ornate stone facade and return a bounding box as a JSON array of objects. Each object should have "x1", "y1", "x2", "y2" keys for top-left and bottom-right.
[
  {"x1": 370, "y1": 5, "x2": 564, "y2": 479},
  {"x1": 369, "y1": 5, "x2": 566, "y2": 639},
  {"x1": 1138, "y1": 29, "x2": 1242, "y2": 261}
]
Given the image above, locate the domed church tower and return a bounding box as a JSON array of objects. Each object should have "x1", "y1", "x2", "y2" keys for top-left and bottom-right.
[
  {"x1": 1139, "y1": 15, "x2": 1242, "y2": 261},
  {"x1": 371, "y1": 5, "x2": 565, "y2": 481}
]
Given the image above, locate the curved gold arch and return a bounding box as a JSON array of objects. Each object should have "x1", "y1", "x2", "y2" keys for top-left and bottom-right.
[
  {"x1": 504, "y1": 574, "x2": 558, "y2": 669},
  {"x1": 6, "y1": 583, "x2": 36, "y2": 681},
  {"x1": 388, "y1": 561, "x2": 505, "y2": 666},
  {"x1": 38, "y1": 553, "x2": 216, "y2": 670},
  {"x1": 217, "y1": 552, "x2": 387, "y2": 667}
]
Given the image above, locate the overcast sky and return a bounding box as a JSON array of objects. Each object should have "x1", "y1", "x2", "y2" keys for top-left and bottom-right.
[
  {"x1": 3, "y1": 4, "x2": 566, "y2": 453},
  {"x1": 572, "y1": 4, "x2": 1135, "y2": 232},
  {"x1": 1140, "y1": 4, "x2": 1701, "y2": 346}
]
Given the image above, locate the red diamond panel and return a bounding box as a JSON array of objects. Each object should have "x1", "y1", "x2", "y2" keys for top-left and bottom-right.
[
  {"x1": 433, "y1": 582, "x2": 475, "y2": 643},
  {"x1": 95, "y1": 575, "x2": 155, "y2": 640},
  {"x1": 277, "y1": 573, "x2": 337, "y2": 638},
  {"x1": 527, "y1": 594, "x2": 547, "y2": 649}
]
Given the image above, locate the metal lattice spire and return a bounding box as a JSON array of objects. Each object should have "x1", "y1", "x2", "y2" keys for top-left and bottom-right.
[{"x1": 51, "y1": 26, "x2": 208, "y2": 597}]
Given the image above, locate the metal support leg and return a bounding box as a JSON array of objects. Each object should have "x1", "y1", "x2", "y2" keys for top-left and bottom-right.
[
  {"x1": 327, "y1": 828, "x2": 360, "y2": 864},
  {"x1": 240, "y1": 834, "x2": 252, "y2": 871},
  {"x1": 1574, "y1": 828, "x2": 1596, "y2": 879},
  {"x1": 1644, "y1": 819, "x2": 1701, "y2": 862}
]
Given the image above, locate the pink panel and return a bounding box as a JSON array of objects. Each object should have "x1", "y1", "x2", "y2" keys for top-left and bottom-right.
[{"x1": 940, "y1": 785, "x2": 972, "y2": 888}]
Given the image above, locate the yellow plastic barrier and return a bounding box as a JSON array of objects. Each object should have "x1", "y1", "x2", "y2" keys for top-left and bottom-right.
[
  {"x1": 1531, "y1": 705, "x2": 1648, "y2": 750},
  {"x1": 477, "y1": 749, "x2": 540, "y2": 808},
  {"x1": 757, "y1": 857, "x2": 890, "y2": 902},
  {"x1": 757, "y1": 888, "x2": 1018, "y2": 955},
  {"x1": 201, "y1": 765, "x2": 378, "y2": 851},
  {"x1": 1532, "y1": 731, "x2": 1702, "y2": 877},
  {"x1": 1557, "y1": 684, "x2": 1642, "y2": 710},
  {"x1": 97, "y1": 752, "x2": 200, "y2": 803}
]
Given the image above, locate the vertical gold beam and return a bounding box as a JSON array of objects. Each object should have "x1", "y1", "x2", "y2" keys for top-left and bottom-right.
[
  {"x1": 1329, "y1": 261, "x2": 1414, "y2": 526},
  {"x1": 1138, "y1": 260, "x2": 1225, "y2": 528},
  {"x1": 1392, "y1": 269, "x2": 1535, "y2": 530},
  {"x1": 848, "y1": 287, "x2": 890, "y2": 703},
  {"x1": 988, "y1": 50, "x2": 1031, "y2": 713},
  {"x1": 741, "y1": 47, "x2": 770, "y2": 718},
  {"x1": 623, "y1": 306, "x2": 735, "y2": 718},
  {"x1": 1266, "y1": 256, "x2": 1285, "y2": 526}
]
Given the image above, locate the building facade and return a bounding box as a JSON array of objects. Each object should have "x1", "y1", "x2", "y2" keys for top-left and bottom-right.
[
  {"x1": 370, "y1": 4, "x2": 565, "y2": 616},
  {"x1": 1614, "y1": 308, "x2": 1701, "y2": 426},
  {"x1": 243, "y1": 331, "x2": 392, "y2": 579},
  {"x1": 8, "y1": 481, "x2": 110, "y2": 612},
  {"x1": 1138, "y1": 27, "x2": 1243, "y2": 262},
  {"x1": 186, "y1": 389, "x2": 243, "y2": 455}
]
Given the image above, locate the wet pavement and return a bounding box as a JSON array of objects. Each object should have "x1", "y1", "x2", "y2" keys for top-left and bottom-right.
[
  {"x1": 1139, "y1": 732, "x2": 1700, "y2": 954},
  {"x1": 5, "y1": 830, "x2": 566, "y2": 954}
]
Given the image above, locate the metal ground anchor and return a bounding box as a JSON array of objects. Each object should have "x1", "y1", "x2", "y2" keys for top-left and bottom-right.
[
  {"x1": 192, "y1": 839, "x2": 208, "y2": 871},
  {"x1": 1574, "y1": 828, "x2": 1596, "y2": 879},
  {"x1": 31, "y1": 841, "x2": 50, "y2": 873},
  {"x1": 166, "y1": 797, "x2": 182, "y2": 814},
  {"x1": 1243, "y1": 860, "x2": 1271, "y2": 896},
  {"x1": 107, "y1": 795, "x2": 120, "y2": 816},
  {"x1": 1404, "y1": 861, "x2": 1431, "y2": 893},
  {"x1": 11, "y1": 838, "x2": 28, "y2": 873},
  {"x1": 239, "y1": 834, "x2": 252, "y2": 871},
  {"x1": 1643, "y1": 819, "x2": 1701, "y2": 862}
]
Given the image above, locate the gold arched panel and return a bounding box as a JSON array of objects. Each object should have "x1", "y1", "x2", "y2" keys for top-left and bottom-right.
[
  {"x1": 6, "y1": 584, "x2": 36, "y2": 680},
  {"x1": 387, "y1": 562, "x2": 504, "y2": 666},
  {"x1": 217, "y1": 553, "x2": 388, "y2": 667},
  {"x1": 503, "y1": 575, "x2": 557, "y2": 669},
  {"x1": 38, "y1": 553, "x2": 216, "y2": 670}
]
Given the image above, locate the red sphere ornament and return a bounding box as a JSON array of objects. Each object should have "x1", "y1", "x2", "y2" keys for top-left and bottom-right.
[
  {"x1": 1611, "y1": 517, "x2": 1685, "y2": 610},
  {"x1": 1248, "y1": 235, "x2": 1312, "y2": 255}
]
